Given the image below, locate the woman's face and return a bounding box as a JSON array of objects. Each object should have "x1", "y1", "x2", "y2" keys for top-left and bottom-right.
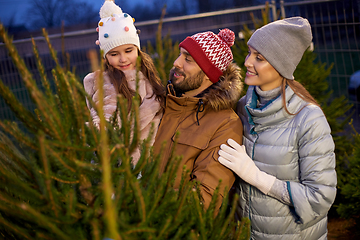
[
  {"x1": 106, "y1": 44, "x2": 138, "y2": 71},
  {"x1": 244, "y1": 46, "x2": 283, "y2": 91}
]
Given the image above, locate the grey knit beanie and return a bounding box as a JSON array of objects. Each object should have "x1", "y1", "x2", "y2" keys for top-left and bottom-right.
[{"x1": 247, "y1": 17, "x2": 312, "y2": 80}]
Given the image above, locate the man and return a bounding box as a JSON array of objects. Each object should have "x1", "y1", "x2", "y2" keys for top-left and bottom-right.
[{"x1": 153, "y1": 28, "x2": 243, "y2": 211}]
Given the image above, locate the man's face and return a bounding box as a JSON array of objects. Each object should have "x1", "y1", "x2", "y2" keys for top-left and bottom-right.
[{"x1": 169, "y1": 47, "x2": 207, "y2": 92}]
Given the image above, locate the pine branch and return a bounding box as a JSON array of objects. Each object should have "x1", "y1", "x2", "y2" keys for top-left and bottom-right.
[
  {"x1": 91, "y1": 53, "x2": 120, "y2": 239},
  {"x1": 39, "y1": 133, "x2": 59, "y2": 218},
  {"x1": 0, "y1": 216, "x2": 32, "y2": 240},
  {"x1": 31, "y1": 38, "x2": 53, "y2": 101},
  {"x1": 0, "y1": 80, "x2": 43, "y2": 135}
]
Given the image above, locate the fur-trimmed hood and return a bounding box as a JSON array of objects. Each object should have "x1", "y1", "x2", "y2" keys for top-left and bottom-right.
[
  {"x1": 201, "y1": 63, "x2": 243, "y2": 111},
  {"x1": 168, "y1": 63, "x2": 243, "y2": 111}
]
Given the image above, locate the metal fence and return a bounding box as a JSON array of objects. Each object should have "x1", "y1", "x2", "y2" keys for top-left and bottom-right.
[
  {"x1": 280, "y1": 0, "x2": 360, "y2": 130},
  {"x1": 0, "y1": 0, "x2": 359, "y2": 129}
]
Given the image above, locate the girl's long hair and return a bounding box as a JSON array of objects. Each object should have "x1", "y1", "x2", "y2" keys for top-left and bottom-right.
[
  {"x1": 138, "y1": 50, "x2": 166, "y2": 109},
  {"x1": 281, "y1": 78, "x2": 320, "y2": 115},
  {"x1": 105, "y1": 48, "x2": 165, "y2": 111}
]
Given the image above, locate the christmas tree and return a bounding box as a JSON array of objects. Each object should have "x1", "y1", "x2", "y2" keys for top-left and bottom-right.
[
  {"x1": 0, "y1": 23, "x2": 250, "y2": 240},
  {"x1": 336, "y1": 125, "x2": 360, "y2": 223}
]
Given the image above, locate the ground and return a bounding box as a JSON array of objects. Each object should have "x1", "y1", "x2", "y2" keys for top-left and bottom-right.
[{"x1": 328, "y1": 216, "x2": 360, "y2": 239}]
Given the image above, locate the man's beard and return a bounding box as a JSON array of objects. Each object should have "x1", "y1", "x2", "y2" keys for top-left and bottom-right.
[{"x1": 169, "y1": 67, "x2": 206, "y2": 94}]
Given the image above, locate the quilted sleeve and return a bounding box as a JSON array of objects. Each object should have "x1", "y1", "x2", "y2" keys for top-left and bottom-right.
[{"x1": 288, "y1": 105, "x2": 337, "y2": 224}]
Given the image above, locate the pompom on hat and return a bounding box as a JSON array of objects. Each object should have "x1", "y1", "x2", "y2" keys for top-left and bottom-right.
[
  {"x1": 247, "y1": 17, "x2": 313, "y2": 80},
  {"x1": 95, "y1": 0, "x2": 140, "y2": 57},
  {"x1": 179, "y1": 29, "x2": 235, "y2": 83}
]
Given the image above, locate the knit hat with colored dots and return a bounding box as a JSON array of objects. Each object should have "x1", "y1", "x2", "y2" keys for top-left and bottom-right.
[
  {"x1": 96, "y1": 0, "x2": 140, "y2": 57},
  {"x1": 179, "y1": 29, "x2": 235, "y2": 83}
]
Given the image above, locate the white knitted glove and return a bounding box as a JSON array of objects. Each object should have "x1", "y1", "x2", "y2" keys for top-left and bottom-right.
[{"x1": 218, "y1": 139, "x2": 276, "y2": 195}]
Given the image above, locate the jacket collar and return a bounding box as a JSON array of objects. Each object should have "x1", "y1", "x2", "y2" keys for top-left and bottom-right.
[
  {"x1": 245, "y1": 85, "x2": 305, "y2": 133},
  {"x1": 166, "y1": 83, "x2": 205, "y2": 125}
]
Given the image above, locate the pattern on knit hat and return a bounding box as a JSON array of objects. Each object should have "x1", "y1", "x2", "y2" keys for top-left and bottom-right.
[
  {"x1": 247, "y1": 17, "x2": 312, "y2": 80},
  {"x1": 179, "y1": 29, "x2": 235, "y2": 83},
  {"x1": 96, "y1": 0, "x2": 140, "y2": 57}
]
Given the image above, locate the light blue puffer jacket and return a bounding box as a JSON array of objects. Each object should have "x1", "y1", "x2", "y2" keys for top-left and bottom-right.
[{"x1": 235, "y1": 86, "x2": 337, "y2": 240}]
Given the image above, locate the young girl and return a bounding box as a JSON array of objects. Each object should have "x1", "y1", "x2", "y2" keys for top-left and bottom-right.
[
  {"x1": 218, "y1": 17, "x2": 337, "y2": 239},
  {"x1": 84, "y1": 0, "x2": 165, "y2": 165}
]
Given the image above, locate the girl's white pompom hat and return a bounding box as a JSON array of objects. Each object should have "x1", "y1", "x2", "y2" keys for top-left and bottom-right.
[{"x1": 95, "y1": 0, "x2": 140, "y2": 57}]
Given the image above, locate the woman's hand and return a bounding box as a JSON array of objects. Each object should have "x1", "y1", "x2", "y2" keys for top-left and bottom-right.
[{"x1": 218, "y1": 139, "x2": 276, "y2": 195}]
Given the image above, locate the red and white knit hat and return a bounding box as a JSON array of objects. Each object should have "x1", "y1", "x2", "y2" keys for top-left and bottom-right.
[{"x1": 179, "y1": 29, "x2": 235, "y2": 83}]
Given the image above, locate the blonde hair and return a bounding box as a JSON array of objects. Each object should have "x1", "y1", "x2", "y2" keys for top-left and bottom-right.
[{"x1": 281, "y1": 78, "x2": 320, "y2": 115}]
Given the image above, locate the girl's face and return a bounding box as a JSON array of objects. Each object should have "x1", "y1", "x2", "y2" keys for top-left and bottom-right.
[
  {"x1": 106, "y1": 44, "x2": 138, "y2": 71},
  {"x1": 244, "y1": 46, "x2": 283, "y2": 91}
]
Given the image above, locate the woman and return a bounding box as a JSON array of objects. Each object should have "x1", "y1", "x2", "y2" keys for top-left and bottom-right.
[{"x1": 218, "y1": 17, "x2": 336, "y2": 239}]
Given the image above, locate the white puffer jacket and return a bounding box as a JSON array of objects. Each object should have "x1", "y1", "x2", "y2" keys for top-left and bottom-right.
[{"x1": 83, "y1": 69, "x2": 162, "y2": 165}]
